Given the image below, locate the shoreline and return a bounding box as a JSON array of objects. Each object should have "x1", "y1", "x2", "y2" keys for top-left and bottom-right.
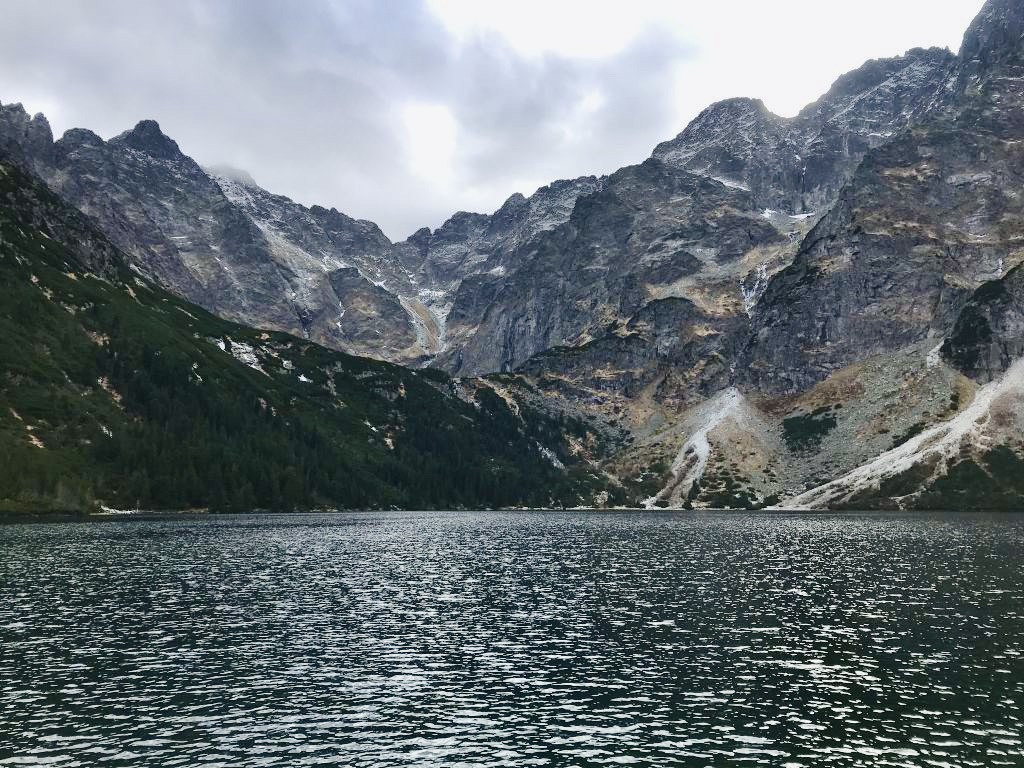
[{"x1": 2, "y1": 507, "x2": 1021, "y2": 525}]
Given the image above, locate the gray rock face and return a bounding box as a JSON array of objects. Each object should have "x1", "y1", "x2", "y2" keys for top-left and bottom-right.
[
  {"x1": 207, "y1": 170, "x2": 422, "y2": 361},
  {"x1": 943, "y1": 266, "x2": 1024, "y2": 383},
  {"x1": 0, "y1": 103, "x2": 55, "y2": 167},
  {"x1": 952, "y1": 0, "x2": 1024, "y2": 136},
  {"x1": 0, "y1": 150, "x2": 121, "y2": 278},
  {"x1": 740, "y1": 123, "x2": 1023, "y2": 393},
  {"x1": 741, "y1": 0, "x2": 1024, "y2": 395},
  {"x1": 439, "y1": 159, "x2": 789, "y2": 378},
  {"x1": 959, "y1": 0, "x2": 1024, "y2": 76},
  {"x1": 49, "y1": 123, "x2": 242, "y2": 302},
  {"x1": 390, "y1": 175, "x2": 605, "y2": 355},
  {"x1": 518, "y1": 295, "x2": 744, "y2": 410},
  {"x1": 111, "y1": 119, "x2": 185, "y2": 160}
]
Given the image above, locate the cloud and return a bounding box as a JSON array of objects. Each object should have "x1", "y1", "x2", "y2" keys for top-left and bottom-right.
[
  {"x1": 0, "y1": 0, "x2": 984, "y2": 239},
  {"x1": 402, "y1": 102, "x2": 459, "y2": 185}
]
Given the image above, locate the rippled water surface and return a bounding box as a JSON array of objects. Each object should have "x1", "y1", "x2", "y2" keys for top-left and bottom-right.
[{"x1": 1, "y1": 512, "x2": 1023, "y2": 767}]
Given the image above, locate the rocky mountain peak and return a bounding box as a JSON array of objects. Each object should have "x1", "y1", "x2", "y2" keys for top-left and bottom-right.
[
  {"x1": 407, "y1": 226, "x2": 432, "y2": 244},
  {"x1": 960, "y1": 0, "x2": 1024, "y2": 66},
  {"x1": 0, "y1": 101, "x2": 55, "y2": 161},
  {"x1": 206, "y1": 164, "x2": 259, "y2": 188},
  {"x1": 434, "y1": 210, "x2": 491, "y2": 239},
  {"x1": 57, "y1": 128, "x2": 105, "y2": 149},
  {"x1": 694, "y1": 96, "x2": 776, "y2": 122},
  {"x1": 952, "y1": 0, "x2": 1024, "y2": 131},
  {"x1": 495, "y1": 192, "x2": 528, "y2": 215},
  {"x1": 0, "y1": 101, "x2": 51, "y2": 137},
  {"x1": 1, "y1": 100, "x2": 27, "y2": 116},
  {"x1": 110, "y1": 119, "x2": 183, "y2": 160},
  {"x1": 27, "y1": 110, "x2": 53, "y2": 144},
  {"x1": 652, "y1": 97, "x2": 785, "y2": 167},
  {"x1": 800, "y1": 47, "x2": 955, "y2": 122}
]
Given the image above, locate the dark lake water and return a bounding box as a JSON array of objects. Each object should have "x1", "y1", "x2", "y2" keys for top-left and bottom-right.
[{"x1": 1, "y1": 511, "x2": 1022, "y2": 767}]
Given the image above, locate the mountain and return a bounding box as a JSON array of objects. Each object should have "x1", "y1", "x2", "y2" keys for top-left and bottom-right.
[
  {"x1": 0, "y1": 47, "x2": 952, "y2": 376},
  {"x1": 0, "y1": 159, "x2": 622, "y2": 514},
  {"x1": 0, "y1": 106, "x2": 604, "y2": 369},
  {"x1": 3, "y1": 0, "x2": 1024, "y2": 511},
  {"x1": 728, "y1": 0, "x2": 1024, "y2": 508},
  {"x1": 501, "y1": 0, "x2": 1024, "y2": 511}
]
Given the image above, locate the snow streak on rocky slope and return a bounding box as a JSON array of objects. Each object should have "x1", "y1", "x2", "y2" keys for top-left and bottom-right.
[{"x1": 783, "y1": 355, "x2": 1024, "y2": 509}]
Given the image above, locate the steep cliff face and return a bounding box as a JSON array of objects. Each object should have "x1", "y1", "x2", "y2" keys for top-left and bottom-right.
[
  {"x1": 943, "y1": 265, "x2": 1024, "y2": 383},
  {"x1": 741, "y1": 123, "x2": 1024, "y2": 394},
  {"x1": 438, "y1": 159, "x2": 794, "y2": 379},
  {"x1": 0, "y1": 104, "x2": 55, "y2": 168},
  {"x1": 205, "y1": 169, "x2": 423, "y2": 360},
  {"x1": 958, "y1": 0, "x2": 1024, "y2": 80},
  {"x1": 742, "y1": 0, "x2": 1024, "y2": 396},
  {"x1": 652, "y1": 97, "x2": 795, "y2": 203},
  {"x1": 389, "y1": 175, "x2": 606, "y2": 354}
]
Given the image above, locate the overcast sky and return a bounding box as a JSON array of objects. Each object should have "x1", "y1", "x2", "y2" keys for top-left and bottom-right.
[{"x1": 0, "y1": 0, "x2": 985, "y2": 240}]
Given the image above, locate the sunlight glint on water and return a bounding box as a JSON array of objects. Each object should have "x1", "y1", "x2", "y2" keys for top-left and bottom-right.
[{"x1": 1, "y1": 511, "x2": 1022, "y2": 767}]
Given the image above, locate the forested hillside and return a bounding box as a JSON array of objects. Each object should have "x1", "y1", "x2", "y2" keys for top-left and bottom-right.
[{"x1": 0, "y1": 160, "x2": 620, "y2": 514}]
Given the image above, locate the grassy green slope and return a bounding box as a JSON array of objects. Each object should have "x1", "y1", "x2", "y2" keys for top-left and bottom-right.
[{"x1": 0, "y1": 160, "x2": 620, "y2": 513}]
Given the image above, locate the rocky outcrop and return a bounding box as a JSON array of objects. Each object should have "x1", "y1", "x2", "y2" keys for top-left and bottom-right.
[
  {"x1": 110, "y1": 119, "x2": 186, "y2": 160},
  {"x1": 943, "y1": 265, "x2": 1024, "y2": 382},
  {"x1": 958, "y1": 0, "x2": 1024, "y2": 80},
  {"x1": 0, "y1": 103, "x2": 55, "y2": 168},
  {"x1": 518, "y1": 295, "x2": 744, "y2": 409},
  {"x1": 740, "y1": 122, "x2": 1024, "y2": 394}
]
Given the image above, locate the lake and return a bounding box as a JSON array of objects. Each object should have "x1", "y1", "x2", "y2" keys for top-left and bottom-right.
[{"x1": 1, "y1": 511, "x2": 1022, "y2": 766}]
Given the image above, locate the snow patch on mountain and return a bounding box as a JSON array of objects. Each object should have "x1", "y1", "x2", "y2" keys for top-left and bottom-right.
[{"x1": 644, "y1": 388, "x2": 744, "y2": 508}]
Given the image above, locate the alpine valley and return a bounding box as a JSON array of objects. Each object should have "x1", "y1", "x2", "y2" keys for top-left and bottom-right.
[{"x1": 3, "y1": 0, "x2": 1024, "y2": 512}]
